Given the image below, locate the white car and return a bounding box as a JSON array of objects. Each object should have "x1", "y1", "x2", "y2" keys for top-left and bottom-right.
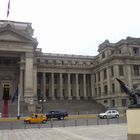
[{"x1": 98, "y1": 110, "x2": 119, "y2": 119}]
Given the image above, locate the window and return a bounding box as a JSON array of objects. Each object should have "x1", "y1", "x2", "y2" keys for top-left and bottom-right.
[
  {"x1": 111, "y1": 66, "x2": 114, "y2": 77},
  {"x1": 102, "y1": 52, "x2": 105, "y2": 58},
  {"x1": 95, "y1": 88, "x2": 97, "y2": 97},
  {"x1": 122, "y1": 99, "x2": 127, "y2": 106},
  {"x1": 119, "y1": 65, "x2": 124, "y2": 76},
  {"x1": 111, "y1": 100, "x2": 115, "y2": 107},
  {"x1": 104, "y1": 69, "x2": 107, "y2": 79},
  {"x1": 104, "y1": 100, "x2": 107, "y2": 103},
  {"x1": 112, "y1": 83, "x2": 115, "y2": 94},
  {"x1": 133, "y1": 65, "x2": 139, "y2": 76},
  {"x1": 98, "y1": 72, "x2": 100, "y2": 81},
  {"x1": 98, "y1": 87, "x2": 101, "y2": 96},
  {"x1": 104, "y1": 85, "x2": 108, "y2": 95},
  {"x1": 133, "y1": 47, "x2": 139, "y2": 56}
]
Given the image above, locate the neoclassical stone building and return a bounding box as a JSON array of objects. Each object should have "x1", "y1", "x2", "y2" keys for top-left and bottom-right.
[{"x1": 0, "y1": 20, "x2": 140, "y2": 114}]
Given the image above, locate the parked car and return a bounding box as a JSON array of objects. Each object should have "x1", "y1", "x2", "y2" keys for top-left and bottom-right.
[
  {"x1": 24, "y1": 114, "x2": 48, "y2": 124},
  {"x1": 46, "y1": 110, "x2": 68, "y2": 120},
  {"x1": 98, "y1": 110, "x2": 119, "y2": 119}
]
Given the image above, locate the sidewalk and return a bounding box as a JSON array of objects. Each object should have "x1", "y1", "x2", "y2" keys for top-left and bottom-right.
[{"x1": 0, "y1": 124, "x2": 127, "y2": 140}]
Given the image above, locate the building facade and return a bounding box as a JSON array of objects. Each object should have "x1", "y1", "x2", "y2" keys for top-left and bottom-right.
[{"x1": 0, "y1": 20, "x2": 140, "y2": 113}]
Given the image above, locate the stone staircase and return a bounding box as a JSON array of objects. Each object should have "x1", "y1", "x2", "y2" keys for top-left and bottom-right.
[
  {"x1": 43, "y1": 99, "x2": 106, "y2": 115},
  {"x1": 0, "y1": 99, "x2": 106, "y2": 117}
]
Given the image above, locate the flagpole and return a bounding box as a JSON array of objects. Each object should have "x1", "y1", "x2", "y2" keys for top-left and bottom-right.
[{"x1": 17, "y1": 84, "x2": 20, "y2": 119}]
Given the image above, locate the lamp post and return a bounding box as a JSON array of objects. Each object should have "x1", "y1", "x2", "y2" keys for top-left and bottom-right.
[{"x1": 39, "y1": 97, "x2": 46, "y2": 114}]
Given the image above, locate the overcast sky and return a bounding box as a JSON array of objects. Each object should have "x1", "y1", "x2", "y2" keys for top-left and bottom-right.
[{"x1": 1, "y1": 0, "x2": 140, "y2": 56}]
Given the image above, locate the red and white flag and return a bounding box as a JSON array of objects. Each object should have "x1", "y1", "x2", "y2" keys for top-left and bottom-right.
[{"x1": 7, "y1": 0, "x2": 10, "y2": 18}]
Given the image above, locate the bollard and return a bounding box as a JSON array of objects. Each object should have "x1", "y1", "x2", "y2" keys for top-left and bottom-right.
[
  {"x1": 86, "y1": 119, "x2": 88, "y2": 126},
  {"x1": 96, "y1": 116, "x2": 99, "y2": 125},
  {"x1": 117, "y1": 117, "x2": 119, "y2": 124},
  {"x1": 24, "y1": 123, "x2": 27, "y2": 129},
  {"x1": 63, "y1": 119, "x2": 65, "y2": 127},
  {"x1": 51, "y1": 119, "x2": 53, "y2": 128},
  {"x1": 10, "y1": 122, "x2": 13, "y2": 130},
  {"x1": 107, "y1": 117, "x2": 109, "y2": 125},
  {"x1": 75, "y1": 119, "x2": 77, "y2": 127},
  {"x1": 38, "y1": 123, "x2": 41, "y2": 129}
]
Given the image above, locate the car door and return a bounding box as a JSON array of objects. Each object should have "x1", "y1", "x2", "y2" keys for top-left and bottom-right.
[
  {"x1": 112, "y1": 110, "x2": 117, "y2": 118},
  {"x1": 107, "y1": 110, "x2": 112, "y2": 118}
]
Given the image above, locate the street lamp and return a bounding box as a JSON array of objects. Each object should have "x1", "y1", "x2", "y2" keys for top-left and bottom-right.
[{"x1": 39, "y1": 98, "x2": 46, "y2": 114}]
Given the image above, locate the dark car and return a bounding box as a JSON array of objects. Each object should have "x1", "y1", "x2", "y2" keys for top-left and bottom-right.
[{"x1": 46, "y1": 110, "x2": 68, "y2": 120}]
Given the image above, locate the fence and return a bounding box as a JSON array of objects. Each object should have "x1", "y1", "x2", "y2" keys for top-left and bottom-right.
[{"x1": 0, "y1": 115, "x2": 127, "y2": 130}]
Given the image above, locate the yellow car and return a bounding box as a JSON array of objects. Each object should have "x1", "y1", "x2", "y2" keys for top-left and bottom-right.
[{"x1": 24, "y1": 114, "x2": 48, "y2": 124}]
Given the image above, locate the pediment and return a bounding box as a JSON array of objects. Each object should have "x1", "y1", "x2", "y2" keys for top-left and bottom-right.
[{"x1": 0, "y1": 30, "x2": 34, "y2": 43}]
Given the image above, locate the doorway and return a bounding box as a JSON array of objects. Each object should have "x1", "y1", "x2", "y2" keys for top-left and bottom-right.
[{"x1": 3, "y1": 84, "x2": 10, "y2": 100}]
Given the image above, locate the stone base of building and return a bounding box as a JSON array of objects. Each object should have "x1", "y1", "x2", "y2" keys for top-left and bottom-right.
[
  {"x1": 127, "y1": 109, "x2": 140, "y2": 140},
  {"x1": 128, "y1": 134, "x2": 140, "y2": 140},
  {"x1": 28, "y1": 105, "x2": 36, "y2": 113}
]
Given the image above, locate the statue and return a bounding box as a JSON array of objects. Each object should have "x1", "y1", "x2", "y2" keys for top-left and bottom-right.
[{"x1": 116, "y1": 78, "x2": 140, "y2": 108}]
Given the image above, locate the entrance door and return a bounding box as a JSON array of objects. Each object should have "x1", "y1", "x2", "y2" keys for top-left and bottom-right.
[
  {"x1": 3, "y1": 84, "x2": 10, "y2": 117},
  {"x1": 3, "y1": 87, "x2": 10, "y2": 100}
]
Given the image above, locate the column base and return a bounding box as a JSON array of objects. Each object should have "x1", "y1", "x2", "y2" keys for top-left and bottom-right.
[
  {"x1": 84, "y1": 96, "x2": 88, "y2": 100},
  {"x1": 68, "y1": 97, "x2": 72, "y2": 100},
  {"x1": 60, "y1": 97, "x2": 64, "y2": 100},
  {"x1": 51, "y1": 97, "x2": 56, "y2": 100},
  {"x1": 76, "y1": 96, "x2": 80, "y2": 100}
]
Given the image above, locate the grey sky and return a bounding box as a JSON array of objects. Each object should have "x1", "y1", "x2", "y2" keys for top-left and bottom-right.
[{"x1": 1, "y1": 0, "x2": 140, "y2": 56}]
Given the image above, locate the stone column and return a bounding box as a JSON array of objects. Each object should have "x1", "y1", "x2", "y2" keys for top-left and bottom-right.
[
  {"x1": 83, "y1": 74, "x2": 87, "y2": 99},
  {"x1": 100, "y1": 70, "x2": 104, "y2": 96},
  {"x1": 24, "y1": 52, "x2": 34, "y2": 97},
  {"x1": 126, "y1": 64, "x2": 132, "y2": 87},
  {"x1": 51, "y1": 73, "x2": 55, "y2": 100},
  {"x1": 33, "y1": 65, "x2": 37, "y2": 97},
  {"x1": 107, "y1": 68, "x2": 111, "y2": 95},
  {"x1": 59, "y1": 73, "x2": 64, "y2": 100},
  {"x1": 24, "y1": 52, "x2": 35, "y2": 112},
  {"x1": 68, "y1": 73, "x2": 72, "y2": 100},
  {"x1": 76, "y1": 74, "x2": 80, "y2": 100},
  {"x1": 20, "y1": 68, "x2": 23, "y2": 97},
  {"x1": 114, "y1": 65, "x2": 120, "y2": 93},
  {"x1": 43, "y1": 72, "x2": 46, "y2": 98},
  {"x1": 91, "y1": 74, "x2": 94, "y2": 98}
]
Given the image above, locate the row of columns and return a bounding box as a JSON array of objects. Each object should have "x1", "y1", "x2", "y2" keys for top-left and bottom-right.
[{"x1": 39, "y1": 73, "x2": 95, "y2": 100}]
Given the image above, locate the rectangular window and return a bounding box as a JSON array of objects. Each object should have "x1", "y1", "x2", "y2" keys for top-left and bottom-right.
[
  {"x1": 133, "y1": 65, "x2": 140, "y2": 76},
  {"x1": 104, "y1": 69, "x2": 107, "y2": 79},
  {"x1": 119, "y1": 65, "x2": 124, "y2": 76},
  {"x1": 98, "y1": 72, "x2": 100, "y2": 81},
  {"x1": 102, "y1": 52, "x2": 105, "y2": 58},
  {"x1": 111, "y1": 66, "x2": 114, "y2": 77},
  {"x1": 95, "y1": 88, "x2": 97, "y2": 97},
  {"x1": 98, "y1": 87, "x2": 101, "y2": 96},
  {"x1": 133, "y1": 47, "x2": 139, "y2": 56},
  {"x1": 104, "y1": 85, "x2": 108, "y2": 95},
  {"x1": 122, "y1": 99, "x2": 127, "y2": 107},
  {"x1": 112, "y1": 83, "x2": 115, "y2": 94}
]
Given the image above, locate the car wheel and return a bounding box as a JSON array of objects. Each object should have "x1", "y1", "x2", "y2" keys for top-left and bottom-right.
[
  {"x1": 42, "y1": 120, "x2": 46, "y2": 123},
  {"x1": 103, "y1": 115, "x2": 107, "y2": 119},
  {"x1": 60, "y1": 116, "x2": 64, "y2": 120},
  {"x1": 26, "y1": 120, "x2": 30, "y2": 124},
  {"x1": 115, "y1": 115, "x2": 119, "y2": 118}
]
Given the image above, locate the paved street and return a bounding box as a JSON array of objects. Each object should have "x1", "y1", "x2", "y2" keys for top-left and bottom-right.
[{"x1": 0, "y1": 124, "x2": 127, "y2": 140}]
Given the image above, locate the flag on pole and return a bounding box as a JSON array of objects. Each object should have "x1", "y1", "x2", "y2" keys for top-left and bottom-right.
[
  {"x1": 12, "y1": 86, "x2": 19, "y2": 103},
  {"x1": 7, "y1": 0, "x2": 10, "y2": 18}
]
